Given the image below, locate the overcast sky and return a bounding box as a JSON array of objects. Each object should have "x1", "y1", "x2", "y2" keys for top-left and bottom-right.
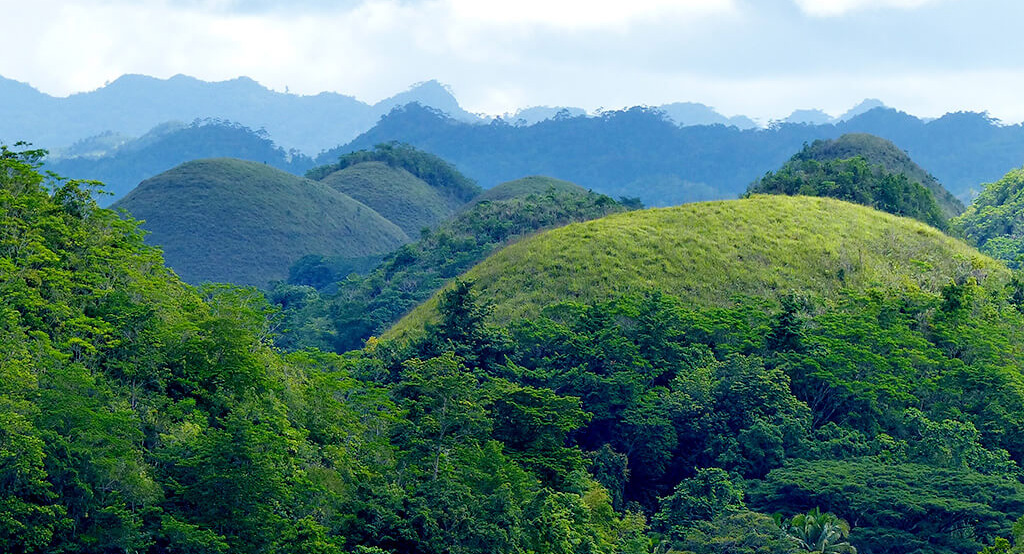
[{"x1": 2, "y1": 0, "x2": 1022, "y2": 123}]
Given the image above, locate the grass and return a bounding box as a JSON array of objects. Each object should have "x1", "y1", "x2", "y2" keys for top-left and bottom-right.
[
  {"x1": 320, "y1": 161, "x2": 460, "y2": 236},
  {"x1": 389, "y1": 195, "x2": 1008, "y2": 337},
  {"x1": 114, "y1": 158, "x2": 409, "y2": 286}
]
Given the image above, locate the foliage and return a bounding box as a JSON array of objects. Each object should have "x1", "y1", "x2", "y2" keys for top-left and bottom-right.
[
  {"x1": 322, "y1": 103, "x2": 1020, "y2": 206},
  {"x1": 392, "y1": 277, "x2": 1024, "y2": 554},
  {"x1": 748, "y1": 154, "x2": 949, "y2": 230},
  {"x1": 0, "y1": 145, "x2": 645, "y2": 553},
  {"x1": 777, "y1": 134, "x2": 964, "y2": 219},
  {"x1": 776, "y1": 508, "x2": 857, "y2": 554},
  {"x1": 952, "y1": 168, "x2": 1024, "y2": 269},
  {"x1": 271, "y1": 184, "x2": 626, "y2": 352},
  {"x1": 10, "y1": 136, "x2": 1024, "y2": 554},
  {"x1": 751, "y1": 460, "x2": 1024, "y2": 554}
]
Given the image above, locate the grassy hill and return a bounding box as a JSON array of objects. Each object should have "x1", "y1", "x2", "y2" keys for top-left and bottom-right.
[
  {"x1": 308, "y1": 142, "x2": 481, "y2": 203},
  {"x1": 469, "y1": 175, "x2": 589, "y2": 204},
  {"x1": 391, "y1": 195, "x2": 1007, "y2": 336},
  {"x1": 785, "y1": 133, "x2": 964, "y2": 219},
  {"x1": 952, "y1": 167, "x2": 1024, "y2": 268},
  {"x1": 45, "y1": 120, "x2": 315, "y2": 204},
  {"x1": 271, "y1": 183, "x2": 628, "y2": 352},
  {"x1": 320, "y1": 161, "x2": 460, "y2": 236},
  {"x1": 114, "y1": 158, "x2": 409, "y2": 286}
]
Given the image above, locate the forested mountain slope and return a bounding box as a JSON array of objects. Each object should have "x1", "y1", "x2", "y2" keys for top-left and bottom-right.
[
  {"x1": 378, "y1": 194, "x2": 1024, "y2": 554},
  {"x1": 747, "y1": 134, "x2": 957, "y2": 229},
  {"x1": 755, "y1": 133, "x2": 964, "y2": 220},
  {"x1": 0, "y1": 144, "x2": 647, "y2": 554},
  {"x1": 0, "y1": 74, "x2": 480, "y2": 153},
  {"x1": 329, "y1": 104, "x2": 1024, "y2": 206},
  {"x1": 953, "y1": 167, "x2": 1024, "y2": 269},
  {"x1": 6, "y1": 143, "x2": 1024, "y2": 554}
]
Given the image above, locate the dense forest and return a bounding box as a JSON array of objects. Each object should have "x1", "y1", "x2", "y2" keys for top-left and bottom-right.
[
  {"x1": 953, "y1": 168, "x2": 1024, "y2": 269},
  {"x1": 329, "y1": 104, "x2": 1024, "y2": 206},
  {"x1": 749, "y1": 156, "x2": 947, "y2": 229},
  {"x1": 28, "y1": 99, "x2": 1024, "y2": 211},
  {"x1": 6, "y1": 139, "x2": 1024, "y2": 554}
]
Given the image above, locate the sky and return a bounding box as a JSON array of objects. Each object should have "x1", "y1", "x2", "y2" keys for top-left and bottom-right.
[{"x1": 2, "y1": 0, "x2": 1023, "y2": 123}]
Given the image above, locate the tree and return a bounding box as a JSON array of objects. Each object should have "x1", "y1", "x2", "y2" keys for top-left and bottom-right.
[{"x1": 777, "y1": 508, "x2": 857, "y2": 554}]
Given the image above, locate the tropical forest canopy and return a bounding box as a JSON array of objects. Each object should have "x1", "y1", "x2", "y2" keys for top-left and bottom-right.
[
  {"x1": 953, "y1": 168, "x2": 1024, "y2": 269},
  {"x1": 6, "y1": 114, "x2": 1024, "y2": 554}
]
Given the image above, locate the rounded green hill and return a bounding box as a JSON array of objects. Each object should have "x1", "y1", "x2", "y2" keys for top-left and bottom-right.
[
  {"x1": 114, "y1": 158, "x2": 409, "y2": 286},
  {"x1": 320, "y1": 161, "x2": 461, "y2": 236},
  {"x1": 470, "y1": 176, "x2": 589, "y2": 205},
  {"x1": 772, "y1": 133, "x2": 964, "y2": 220},
  {"x1": 390, "y1": 195, "x2": 1007, "y2": 336}
]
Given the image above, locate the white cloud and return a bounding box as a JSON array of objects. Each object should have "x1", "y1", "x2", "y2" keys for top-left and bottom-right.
[
  {"x1": 446, "y1": 0, "x2": 736, "y2": 29},
  {"x1": 792, "y1": 0, "x2": 946, "y2": 17},
  {"x1": 2, "y1": 0, "x2": 1022, "y2": 127}
]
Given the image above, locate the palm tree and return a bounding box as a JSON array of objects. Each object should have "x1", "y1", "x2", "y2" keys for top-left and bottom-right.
[{"x1": 776, "y1": 508, "x2": 857, "y2": 554}]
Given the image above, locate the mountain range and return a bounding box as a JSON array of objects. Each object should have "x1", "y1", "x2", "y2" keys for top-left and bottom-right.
[
  {"x1": 0, "y1": 73, "x2": 479, "y2": 155},
  {"x1": 2, "y1": 73, "x2": 894, "y2": 156}
]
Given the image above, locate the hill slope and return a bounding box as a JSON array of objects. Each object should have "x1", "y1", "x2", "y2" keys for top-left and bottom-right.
[
  {"x1": 952, "y1": 167, "x2": 1024, "y2": 268},
  {"x1": 46, "y1": 120, "x2": 315, "y2": 204},
  {"x1": 746, "y1": 135, "x2": 954, "y2": 229},
  {"x1": 468, "y1": 175, "x2": 589, "y2": 205},
  {"x1": 114, "y1": 158, "x2": 409, "y2": 286},
  {"x1": 320, "y1": 161, "x2": 459, "y2": 235},
  {"x1": 778, "y1": 133, "x2": 964, "y2": 219},
  {"x1": 392, "y1": 195, "x2": 1007, "y2": 335},
  {"x1": 272, "y1": 183, "x2": 628, "y2": 352}
]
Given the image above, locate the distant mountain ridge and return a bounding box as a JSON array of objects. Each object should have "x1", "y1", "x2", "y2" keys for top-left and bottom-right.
[
  {"x1": 2, "y1": 72, "x2": 893, "y2": 156},
  {"x1": 0, "y1": 74, "x2": 481, "y2": 155},
  {"x1": 44, "y1": 120, "x2": 316, "y2": 205},
  {"x1": 331, "y1": 104, "x2": 1024, "y2": 206}
]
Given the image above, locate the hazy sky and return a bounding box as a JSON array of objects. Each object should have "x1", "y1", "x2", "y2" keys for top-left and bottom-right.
[{"x1": 3, "y1": 0, "x2": 1022, "y2": 122}]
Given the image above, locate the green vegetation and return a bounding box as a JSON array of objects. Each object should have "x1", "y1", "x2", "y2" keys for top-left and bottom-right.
[
  {"x1": 747, "y1": 135, "x2": 958, "y2": 229},
  {"x1": 395, "y1": 266, "x2": 1024, "y2": 553},
  {"x1": 45, "y1": 120, "x2": 315, "y2": 204},
  {"x1": 319, "y1": 161, "x2": 461, "y2": 236},
  {"x1": 781, "y1": 134, "x2": 964, "y2": 219},
  {"x1": 270, "y1": 183, "x2": 627, "y2": 352},
  {"x1": 468, "y1": 175, "x2": 589, "y2": 204},
  {"x1": 0, "y1": 144, "x2": 651, "y2": 554},
  {"x1": 952, "y1": 167, "x2": 1024, "y2": 269},
  {"x1": 334, "y1": 104, "x2": 1020, "y2": 205},
  {"x1": 113, "y1": 158, "x2": 409, "y2": 286},
  {"x1": 9, "y1": 139, "x2": 1024, "y2": 554},
  {"x1": 307, "y1": 141, "x2": 481, "y2": 204},
  {"x1": 391, "y1": 195, "x2": 1006, "y2": 337}
]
